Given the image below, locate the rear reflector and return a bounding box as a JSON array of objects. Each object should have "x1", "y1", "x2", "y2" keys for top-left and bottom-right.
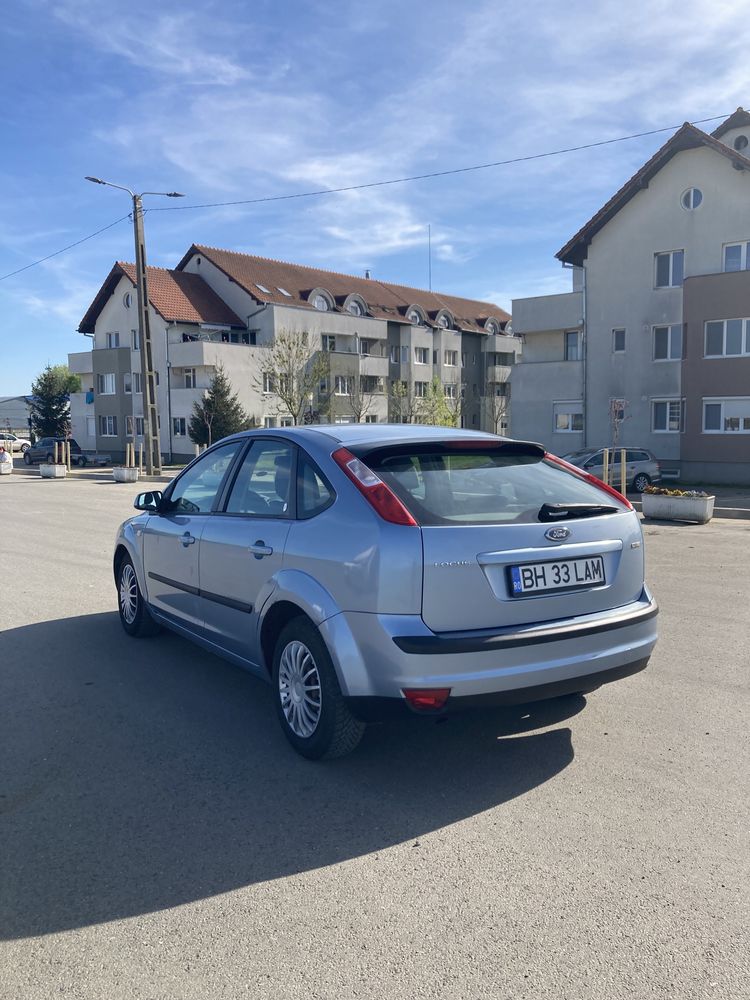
[
  {"x1": 545, "y1": 453, "x2": 634, "y2": 511},
  {"x1": 403, "y1": 688, "x2": 451, "y2": 711},
  {"x1": 332, "y1": 447, "x2": 417, "y2": 526}
]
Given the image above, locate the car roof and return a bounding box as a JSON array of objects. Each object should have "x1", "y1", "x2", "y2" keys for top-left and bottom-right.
[{"x1": 231, "y1": 423, "x2": 514, "y2": 450}]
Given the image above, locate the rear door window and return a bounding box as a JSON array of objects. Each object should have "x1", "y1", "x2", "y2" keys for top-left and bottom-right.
[
  {"x1": 225, "y1": 439, "x2": 295, "y2": 516},
  {"x1": 360, "y1": 443, "x2": 624, "y2": 525}
]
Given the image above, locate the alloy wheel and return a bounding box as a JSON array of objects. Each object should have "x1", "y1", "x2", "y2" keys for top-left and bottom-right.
[
  {"x1": 119, "y1": 563, "x2": 138, "y2": 625},
  {"x1": 278, "y1": 640, "x2": 322, "y2": 738}
]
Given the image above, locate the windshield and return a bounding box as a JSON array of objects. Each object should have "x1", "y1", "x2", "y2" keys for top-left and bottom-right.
[{"x1": 360, "y1": 443, "x2": 625, "y2": 525}]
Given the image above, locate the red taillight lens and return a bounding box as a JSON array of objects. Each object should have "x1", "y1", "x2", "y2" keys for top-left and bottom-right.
[
  {"x1": 403, "y1": 688, "x2": 451, "y2": 711},
  {"x1": 545, "y1": 453, "x2": 634, "y2": 510},
  {"x1": 332, "y1": 447, "x2": 418, "y2": 526}
]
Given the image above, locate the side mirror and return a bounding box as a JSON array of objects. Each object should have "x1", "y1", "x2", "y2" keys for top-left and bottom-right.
[{"x1": 134, "y1": 490, "x2": 163, "y2": 512}]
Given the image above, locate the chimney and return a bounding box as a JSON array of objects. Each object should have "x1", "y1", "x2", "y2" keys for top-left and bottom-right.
[{"x1": 364, "y1": 269, "x2": 371, "y2": 279}]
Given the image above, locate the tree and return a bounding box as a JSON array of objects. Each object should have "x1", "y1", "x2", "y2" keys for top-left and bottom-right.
[
  {"x1": 255, "y1": 330, "x2": 330, "y2": 425},
  {"x1": 388, "y1": 379, "x2": 419, "y2": 424},
  {"x1": 609, "y1": 398, "x2": 629, "y2": 447},
  {"x1": 188, "y1": 364, "x2": 252, "y2": 446},
  {"x1": 417, "y1": 376, "x2": 461, "y2": 427},
  {"x1": 29, "y1": 364, "x2": 76, "y2": 438},
  {"x1": 332, "y1": 375, "x2": 379, "y2": 423},
  {"x1": 484, "y1": 382, "x2": 510, "y2": 435}
]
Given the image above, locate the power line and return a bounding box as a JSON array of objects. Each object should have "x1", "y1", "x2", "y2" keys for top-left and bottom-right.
[
  {"x1": 0, "y1": 112, "x2": 734, "y2": 282},
  {"x1": 0, "y1": 213, "x2": 132, "y2": 282},
  {"x1": 148, "y1": 114, "x2": 733, "y2": 213}
]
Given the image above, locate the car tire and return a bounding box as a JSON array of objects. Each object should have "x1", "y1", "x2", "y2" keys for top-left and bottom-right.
[
  {"x1": 78, "y1": 455, "x2": 87, "y2": 468},
  {"x1": 272, "y1": 617, "x2": 365, "y2": 760},
  {"x1": 117, "y1": 554, "x2": 161, "y2": 637},
  {"x1": 632, "y1": 473, "x2": 651, "y2": 493},
  {"x1": 21, "y1": 444, "x2": 29, "y2": 453},
  {"x1": 23, "y1": 451, "x2": 32, "y2": 465},
  {"x1": 45, "y1": 453, "x2": 54, "y2": 464}
]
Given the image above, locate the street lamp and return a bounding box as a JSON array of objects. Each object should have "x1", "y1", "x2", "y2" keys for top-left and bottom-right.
[{"x1": 85, "y1": 177, "x2": 184, "y2": 475}]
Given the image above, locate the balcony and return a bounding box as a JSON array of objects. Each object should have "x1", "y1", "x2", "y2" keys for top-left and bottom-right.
[
  {"x1": 68, "y1": 350, "x2": 93, "y2": 376},
  {"x1": 512, "y1": 291, "x2": 583, "y2": 335},
  {"x1": 485, "y1": 364, "x2": 512, "y2": 383}
]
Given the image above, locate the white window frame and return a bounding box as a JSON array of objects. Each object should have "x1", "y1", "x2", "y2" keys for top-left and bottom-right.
[
  {"x1": 99, "y1": 415, "x2": 118, "y2": 437},
  {"x1": 334, "y1": 375, "x2": 354, "y2": 396},
  {"x1": 184, "y1": 367, "x2": 197, "y2": 389},
  {"x1": 553, "y1": 400, "x2": 583, "y2": 433},
  {"x1": 652, "y1": 398, "x2": 684, "y2": 433},
  {"x1": 702, "y1": 397, "x2": 750, "y2": 434},
  {"x1": 389, "y1": 345, "x2": 399, "y2": 363},
  {"x1": 364, "y1": 415, "x2": 378, "y2": 423},
  {"x1": 564, "y1": 331, "x2": 581, "y2": 361},
  {"x1": 105, "y1": 331, "x2": 119, "y2": 349},
  {"x1": 414, "y1": 381, "x2": 428, "y2": 398},
  {"x1": 444, "y1": 350, "x2": 458, "y2": 367},
  {"x1": 280, "y1": 417, "x2": 294, "y2": 427},
  {"x1": 263, "y1": 416, "x2": 277, "y2": 429},
  {"x1": 612, "y1": 328, "x2": 626, "y2": 353},
  {"x1": 322, "y1": 335, "x2": 336, "y2": 352},
  {"x1": 704, "y1": 318, "x2": 750, "y2": 358},
  {"x1": 653, "y1": 324, "x2": 683, "y2": 361},
  {"x1": 172, "y1": 417, "x2": 187, "y2": 437},
  {"x1": 262, "y1": 373, "x2": 274, "y2": 394},
  {"x1": 443, "y1": 383, "x2": 457, "y2": 399},
  {"x1": 97, "y1": 373, "x2": 115, "y2": 395},
  {"x1": 131, "y1": 329, "x2": 141, "y2": 351},
  {"x1": 414, "y1": 347, "x2": 429, "y2": 364},
  {"x1": 132, "y1": 371, "x2": 143, "y2": 394},
  {"x1": 722, "y1": 241, "x2": 750, "y2": 272},
  {"x1": 359, "y1": 338, "x2": 371, "y2": 356},
  {"x1": 123, "y1": 372, "x2": 132, "y2": 394},
  {"x1": 654, "y1": 249, "x2": 684, "y2": 288},
  {"x1": 134, "y1": 417, "x2": 144, "y2": 437}
]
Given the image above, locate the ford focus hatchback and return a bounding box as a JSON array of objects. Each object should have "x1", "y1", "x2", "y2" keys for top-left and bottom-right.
[{"x1": 114, "y1": 426, "x2": 658, "y2": 759}]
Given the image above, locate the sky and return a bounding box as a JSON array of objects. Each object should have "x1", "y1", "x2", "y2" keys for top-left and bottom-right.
[{"x1": 1, "y1": 0, "x2": 749, "y2": 395}]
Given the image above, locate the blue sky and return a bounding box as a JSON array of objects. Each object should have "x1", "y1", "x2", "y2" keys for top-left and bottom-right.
[{"x1": 1, "y1": 0, "x2": 748, "y2": 394}]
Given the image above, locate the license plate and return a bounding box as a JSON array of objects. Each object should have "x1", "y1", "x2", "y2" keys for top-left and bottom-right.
[{"x1": 509, "y1": 556, "x2": 605, "y2": 595}]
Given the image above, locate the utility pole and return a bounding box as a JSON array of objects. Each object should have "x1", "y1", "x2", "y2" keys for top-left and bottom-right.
[{"x1": 85, "y1": 177, "x2": 184, "y2": 475}]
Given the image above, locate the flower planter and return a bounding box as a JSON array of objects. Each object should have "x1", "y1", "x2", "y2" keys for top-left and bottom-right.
[
  {"x1": 39, "y1": 464, "x2": 67, "y2": 479},
  {"x1": 641, "y1": 492, "x2": 715, "y2": 524},
  {"x1": 112, "y1": 467, "x2": 139, "y2": 483}
]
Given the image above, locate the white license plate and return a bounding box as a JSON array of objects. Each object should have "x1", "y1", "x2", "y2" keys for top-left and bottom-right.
[{"x1": 509, "y1": 556, "x2": 605, "y2": 595}]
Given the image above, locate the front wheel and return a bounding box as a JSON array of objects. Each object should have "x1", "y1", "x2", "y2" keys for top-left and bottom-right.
[
  {"x1": 632, "y1": 472, "x2": 651, "y2": 493},
  {"x1": 272, "y1": 617, "x2": 365, "y2": 760},
  {"x1": 23, "y1": 451, "x2": 32, "y2": 465},
  {"x1": 117, "y1": 555, "x2": 160, "y2": 637},
  {"x1": 77, "y1": 455, "x2": 88, "y2": 467}
]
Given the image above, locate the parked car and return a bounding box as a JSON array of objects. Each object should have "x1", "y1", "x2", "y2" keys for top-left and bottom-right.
[
  {"x1": 0, "y1": 432, "x2": 31, "y2": 453},
  {"x1": 562, "y1": 448, "x2": 661, "y2": 493},
  {"x1": 113, "y1": 426, "x2": 658, "y2": 759},
  {"x1": 23, "y1": 437, "x2": 88, "y2": 466}
]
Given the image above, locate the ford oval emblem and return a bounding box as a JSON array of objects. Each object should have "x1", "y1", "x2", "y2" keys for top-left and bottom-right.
[{"x1": 545, "y1": 527, "x2": 571, "y2": 541}]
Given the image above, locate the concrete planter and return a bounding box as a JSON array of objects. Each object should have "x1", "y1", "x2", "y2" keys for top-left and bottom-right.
[
  {"x1": 40, "y1": 464, "x2": 67, "y2": 479},
  {"x1": 112, "y1": 467, "x2": 139, "y2": 483},
  {"x1": 641, "y1": 492, "x2": 715, "y2": 524},
  {"x1": 0, "y1": 462, "x2": 13, "y2": 476}
]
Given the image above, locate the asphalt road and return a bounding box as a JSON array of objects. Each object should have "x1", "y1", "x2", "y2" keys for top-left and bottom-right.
[{"x1": 1, "y1": 474, "x2": 748, "y2": 999}]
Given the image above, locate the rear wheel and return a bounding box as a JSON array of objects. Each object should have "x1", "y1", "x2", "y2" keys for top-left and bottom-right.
[
  {"x1": 272, "y1": 617, "x2": 365, "y2": 760},
  {"x1": 23, "y1": 451, "x2": 31, "y2": 465},
  {"x1": 77, "y1": 455, "x2": 87, "y2": 468},
  {"x1": 632, "y1": 472, "x2": 650, "y2": 493},
  {"x1": 117, "y1": 555, "x2": 160, "y2": 637}
]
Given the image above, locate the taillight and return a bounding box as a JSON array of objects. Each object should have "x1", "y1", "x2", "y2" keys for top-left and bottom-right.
[
  {"x1": 403, "y1": 688, "x2": 451, "y2": 711},
  {"x1": 332, "y1": 448, "x2": 418, "y2": 526},
  {"x1": 545, "y1": 452, "x2": 634, "y2": 510}
]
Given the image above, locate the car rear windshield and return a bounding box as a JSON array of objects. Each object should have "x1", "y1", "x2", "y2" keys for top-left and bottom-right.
[{"x1": 358, "y1": 442, "x2": 626, "y2": 525}]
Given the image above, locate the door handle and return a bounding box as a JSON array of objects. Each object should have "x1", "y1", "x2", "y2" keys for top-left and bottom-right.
[
  {"x1": 181, "y1": 532, "x2": 197, "y2": 546},
  {"x1": 249, "y1": 540, "x2": 273, "y2": 559}
]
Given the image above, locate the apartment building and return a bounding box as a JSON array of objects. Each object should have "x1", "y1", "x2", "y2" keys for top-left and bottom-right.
[
  {"x1": 512, "y1": 108, "x2": 750, "y2": 484},
  {"x1": 72, "y1": 245, "x2": 517, "y2": 461}
]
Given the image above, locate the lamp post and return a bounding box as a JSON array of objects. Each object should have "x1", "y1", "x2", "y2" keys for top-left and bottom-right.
[{"x1": 85, "y1": 177, "x2": 184, "y2": 475}]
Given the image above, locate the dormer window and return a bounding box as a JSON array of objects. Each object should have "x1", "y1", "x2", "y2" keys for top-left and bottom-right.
[
  {"x1": 344, "y1": 294, "x2": 367, "y2": 317},
  {"x1": 436, "y1": 310, "x2": 453, "y2": 329},
  {"x1": 406, "y1": 305, "x2": 425, "y2": 326},
  {"x1": 485, "y1": 318, "x2": 499, "y2": 335},
  {"x1": 312, "y1": 294, "x2": 329, "y2": 311},
  {"x1": 309, "y1": 288, "x2": 333, "y2": 311}
]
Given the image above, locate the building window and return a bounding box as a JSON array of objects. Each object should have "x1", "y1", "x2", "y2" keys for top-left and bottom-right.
[
  {"x1": 173, "y1": 417, "x2": 187, "y2": 437},
  {"x1": 723, "y1": 242, "x2": 750, "y2": 272},
  {"x1": 131, "y1": 329, "x2": 140, "y2": 351},
  {"x1": 414, "y1": 347, "x2": 429, "y2": 364},
  {"x1": 652, "y1": 398, "x2": 684, "y2": 433},
  {"x1": 106, "y1": 332, "x2": 119, "y2": 349},
  {"x1": 318, "y1": 377, "x2": 328, "y2": 395},
  {"x1": 135, "y1": 417, "x2": 144, "y2": 437},
  {"x1": 334, "y1": 375, "x2": 354, "y2": 396},
  {"x1": 263, "y1": 417, "x2": 277, "y2": 429},
  {"x1": 365, "y1": 415, "x2": 378, "y2": 423},
  {"x1": 705, "y1": 318, "x2": 750, "y2": 357},
  {"x1": 655, "y1": 250, "x2": 684, "y2": 288},
  {"x1": 123, "y1": 292, "x2": 132, "y2": 308},
  {"x1": 334, "y1": 417, "x2": 352, "y2": 424},
  {"x1": 279, "y1": 417, "x2": 293, "y2": 427},
  {"x1": 400, "y1": 346, "x2": 409, "y2": 365},
  {"x1": 123, "y1": 372, "x2": 132, "y2": 394},
  {"x1": 263, "y1": 373, "x2": 274, "y2": 394},
  {"x1": 680, "y1": 188, "x2": 702, "y2": 210},
  {"x1": 564, "y1": 331, "x2": 581, "y2": 361},
  {"x1": 184, "y1": 367, "x2": 196, "y2": 389},
  {"x1": 444, "y1": 383, "x2": 457, "y2": 398},
  {"x1": 312, "y1": 294, "x2": 329, "y2": 311},
  {"x1": 734, "y1": 135, "x2": 749, "y2": 151},
  {"x1": 348, "y1": 300, "x2": 364, "y2": 316},
  {"x1": 702, "y1": 397, "x2": 750, "y2": 433},
  {"x1": 125, "y1": 415, "x2": 133, "y2": 437},
  {"x1": 408, "y1": 309, "x2": 423, "y2": 326},
  {"x1": 444, "y1": 350, "x2": 457, "y2": 366},
  {"x1": 437, "y1": 312, "x2": 452, "y2": 329},
  {"x1": 99, "y1": 415, "x2": 117, "y2": 437},
  {"x1": 414, "y1": 381, "x2": 428, "y2": 397},
  {"x1": 86, "y1": 416, "x2": 95, "y2": 438},
  {"x1": 132, "y1": 372, "x2": 143, "y2": 393},
  {"x1": 322, "y1": 335, "x2": 336, "y2": 352},
  {"x1": 389, "y1": 345, "x2": 399, "y2": 363},
  {"x1": 492, "y1": 383, "x2": 508, "y2": 397},
  {"x1": 553, "y1": 401, "x2": 583, "y2": 432},
  {"x1": 360, "y1": 375, "x2": 384, "y2": 394},
  {"x1": 359, "y1": 339, "x2": 371, "y2": 356},
  {"x1": 653, "y1": 324, "x2": 683, "y2": 361},
  {"x1": 96, "y1": 373, "x2": 115, "y2": 394},
  {"x1": 613, "y1": 328, "x2": 626, "y2": 353}
]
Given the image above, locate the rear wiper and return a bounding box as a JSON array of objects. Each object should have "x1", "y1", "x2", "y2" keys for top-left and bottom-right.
[{"x1": 538, "y1": 502, "x2": 619, "y2": 522}]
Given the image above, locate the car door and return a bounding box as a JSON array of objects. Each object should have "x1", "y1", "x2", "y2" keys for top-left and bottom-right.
[
  {"x1": 142, "y1": 440, "x2": 244, "y2": 629},
  {"x1": 197, "y1": 438, "x2": 296, "y2": 666}
]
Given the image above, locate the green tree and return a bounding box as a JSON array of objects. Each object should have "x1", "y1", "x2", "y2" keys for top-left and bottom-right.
[
  {"x1": 29, "y1": 364, "x2": 77, "y2": 438},
  {"x1": 188, "y1": 365, "x2": 252, "y2": 446},
  {"x1": 254, "y1": 329, "x2": 331, "y2": 425},
  {"x1": 417, "y1": 376, "x2": 461, "y2": 427}
]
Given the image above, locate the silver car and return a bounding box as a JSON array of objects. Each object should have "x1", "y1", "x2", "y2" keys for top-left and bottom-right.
[
  {"x1": 114, "y1": 426, "x2": 658, "y2": 759},
  {"x1": 562, "y1": 448, "x2": 661, "y2": 493}
]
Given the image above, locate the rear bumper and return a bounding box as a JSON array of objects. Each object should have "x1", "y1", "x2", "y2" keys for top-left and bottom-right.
[{"x1": 319, "y1": 589, "x2": 658, "y2": 701}]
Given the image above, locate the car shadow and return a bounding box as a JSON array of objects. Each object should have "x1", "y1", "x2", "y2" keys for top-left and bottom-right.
[{"x1": 0, "y1": 613, "x2": 584, "y2": 940}]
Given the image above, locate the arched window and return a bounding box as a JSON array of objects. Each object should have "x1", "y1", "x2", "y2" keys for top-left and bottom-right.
[
  {"x1": 309, "y1": 288, "x2": 333, "y2": 311},
  {"x1": 436, "y1": 310, "x2": 453, "y2": 330},
  {"x1": 407, "y1": 306, "x2": 425, "y2": 326}
]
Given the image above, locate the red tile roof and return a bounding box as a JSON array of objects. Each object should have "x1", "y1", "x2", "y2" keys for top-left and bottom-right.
[
  {"x1": 557, "y1": 122, "x2": 750, "y2": 266},
  {"x1": 176, "y1": 245, "x2": 509, "y2": 332},
  {"x1": 711, "y1": 107, "x2": 750, "y2": 139},
  {"x1": 78, "y1": 263, "x2": 244, "y2": 333}
]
